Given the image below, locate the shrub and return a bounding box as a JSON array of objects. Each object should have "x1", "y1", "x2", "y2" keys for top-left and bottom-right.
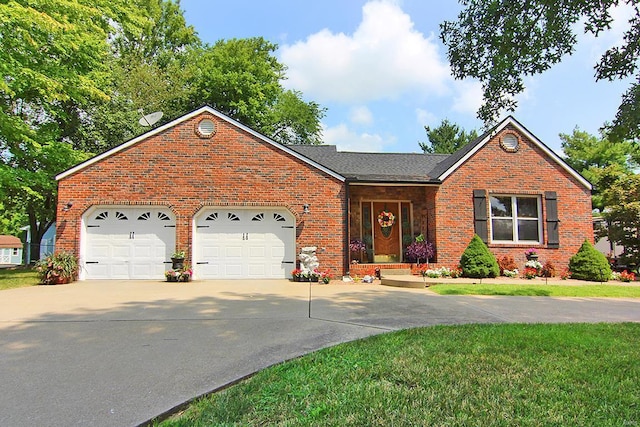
[
  {"x1": 541, "y1": 261, "x2": 556, "y2": 278},
  {"x1": 35, "y1": 251, "x2": 79, "y2": 285},
  {"x1": 459, "y1": 235, "x2": 500, "y2": 278},
  {"x1": 569, "y1": 240, "x2": 612, "y2": 282},
  {"x1": 497, "y1": 255, "x2": 517, "y2": 275}
]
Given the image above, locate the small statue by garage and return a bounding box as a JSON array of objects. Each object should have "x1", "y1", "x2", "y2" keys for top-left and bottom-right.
[{"x1": 299, "y1": 246, "x2": 319, "y2": 273}]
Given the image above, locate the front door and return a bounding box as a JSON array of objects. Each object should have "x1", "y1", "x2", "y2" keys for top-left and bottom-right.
[{"x1": 372, "y1": 202, "x2": 401, "y2": 262}]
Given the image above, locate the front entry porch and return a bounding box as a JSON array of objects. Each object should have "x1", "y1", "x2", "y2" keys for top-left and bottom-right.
[{"x1": 348, "y1": 184, "x2": 437, "y2": 269}]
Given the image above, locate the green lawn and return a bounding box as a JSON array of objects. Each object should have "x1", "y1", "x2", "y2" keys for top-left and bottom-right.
[
  {"x1": 0, "y1": 267, "x2": 39, "y2": 290},
  {"x1": 429, "y1": 283, "x2": 640, "y2": 297},
  {"x1": 158, "y1": 323, "x2": 640, "y2": 426}
]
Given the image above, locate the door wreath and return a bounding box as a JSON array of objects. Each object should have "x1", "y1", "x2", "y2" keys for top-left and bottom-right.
[{"x1": 378, "y1": 211, "x2": 395, "y2": 238}]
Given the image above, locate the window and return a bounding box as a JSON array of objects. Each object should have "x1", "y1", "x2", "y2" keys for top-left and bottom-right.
[
  {"x1": 12, "y1": 248, "x2": 19, "y2": 256},
  {"x1": 490, "y1": 195, "x2": 541, "y2": 243}
]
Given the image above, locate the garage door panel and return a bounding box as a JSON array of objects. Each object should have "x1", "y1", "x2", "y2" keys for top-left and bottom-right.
[
  {"x1": 195, "y1": 208, "x2": 295, "y2": 279},
  {"x1": 84, "y1": 207, "x2": 175, "y2": 280},
  {"x1": 224, "y1": 264, "x2": 243, "y2": 277}
]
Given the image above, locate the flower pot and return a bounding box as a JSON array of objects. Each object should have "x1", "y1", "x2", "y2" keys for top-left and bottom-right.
[
  {"x1": 171, "y1": 258, "x2": 184, "y2": 270},
  {"x1": 526, "y1": 254, "x2": 538, "y2": 261},
  {"x1": 166, "y1": 276, "x2": 178, "y2": 282}
]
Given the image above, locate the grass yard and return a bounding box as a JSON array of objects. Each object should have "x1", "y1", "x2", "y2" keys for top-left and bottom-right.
[
  {"x1": 158, "y1": 323, "x2": 640, "y2": 426},
  {"x1": 429, "y1": 283, "x2": 640, "y2": 297},
  {"x1": 0, "y1": 267, "x2": 39, "y2": 290}
]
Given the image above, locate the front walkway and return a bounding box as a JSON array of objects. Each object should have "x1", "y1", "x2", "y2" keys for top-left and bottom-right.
[{"x1": 0, "y1": 280, "x2": 638, "y2": 427}]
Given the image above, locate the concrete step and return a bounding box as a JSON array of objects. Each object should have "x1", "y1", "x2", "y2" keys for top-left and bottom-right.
[
  {"x1": 380, "y1": 268, "x2": 412, "y2": 276},
  {"x1": 381, "y1": 276, "x2": 426, "y2": 288}
]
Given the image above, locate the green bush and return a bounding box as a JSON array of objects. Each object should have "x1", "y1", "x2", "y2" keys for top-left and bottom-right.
[
  {"x1": 460, "y1": 235, "x2": 500, "y2": 278},
  {"x1": 569, "y1": 240, "x2": 612, "y2": 282}
]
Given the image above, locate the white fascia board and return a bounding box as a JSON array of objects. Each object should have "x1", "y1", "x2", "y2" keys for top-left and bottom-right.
[
  {"x1": 437, "y1": 117, "x2": 593, "y2": 190},
  {"x1": 56, "y1": 106, "x2": 345, "y2": 182}
]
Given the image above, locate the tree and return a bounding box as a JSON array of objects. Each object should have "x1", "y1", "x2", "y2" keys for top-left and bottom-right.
[
  {"x1": 560, "y1": 127, "x2": 638, "y2": 210},
  {"x1": 569, "y1": 240, "x2": 612, "y2": 281},
  {"x1": 441, "y1": 0, "x2": 640, "y2": 141},
  {"x1": 81, "y1": 37, "x2": 326, "y2": 152},
  {"x1": 419, "y1": 119, "x2": 478, "y2": 154},
  {"x1": 0, "y1": 0, "x2": 149, "y2": 259},
  {"x1": 178, "y1": 38, "x2": 326, "y2": 145},
  {"x1": 601, "y1": 173, "x2": 640, "y2": 269},
  {"x1": 459, "y1": 234, "x2": 500, "y2": 278}
]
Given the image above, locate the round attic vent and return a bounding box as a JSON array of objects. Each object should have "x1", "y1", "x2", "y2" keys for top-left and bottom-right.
[
  {"x1": 500, "y1": 133, "x2": 519, "y2": 152},
  {"x1": 196, "y1": 118, "x2": 216, "y2": 138}
]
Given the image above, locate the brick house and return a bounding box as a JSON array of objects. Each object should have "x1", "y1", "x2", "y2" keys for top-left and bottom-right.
[{"x1": 56, "y1": 106, "x2": 593, "y2": 280}]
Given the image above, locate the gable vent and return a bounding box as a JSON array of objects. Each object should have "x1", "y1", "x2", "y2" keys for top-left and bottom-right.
[{"x1": 196, "y1": 118, "x2": 216, "y2": 138}]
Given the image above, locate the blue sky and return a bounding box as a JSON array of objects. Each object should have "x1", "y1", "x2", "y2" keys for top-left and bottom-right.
[{"x1": 180, "y1": 0, "x2": 633, "y2": 155}]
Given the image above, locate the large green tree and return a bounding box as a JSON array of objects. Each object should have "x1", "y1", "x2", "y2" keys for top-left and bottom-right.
[
  {"x1": 178, "y1": 37, "x2": 326, "y2": 145},
  {"x1": 441, "y1": 0, "x2": 640, "y2": 141},
  {"x1": 601, "y1": 173, "x2": 640, "y2": 269},
  {"x1": 419, "y1": 119, "x2": 478, "y2": 154},
  {"x1": 0, "y1": 0, "x2": 149, "y2": 259},
  {"x1": 560, "y1": 127, "x2": 638, "y2": 210}
]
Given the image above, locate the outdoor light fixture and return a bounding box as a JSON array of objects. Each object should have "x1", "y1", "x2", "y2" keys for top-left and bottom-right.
[
  {"x1": 62, "y1": 201, "x2": 73, "y2": 212},
  {"x1": 303, "y1": 204, "x2": 310, "y2": 215}
]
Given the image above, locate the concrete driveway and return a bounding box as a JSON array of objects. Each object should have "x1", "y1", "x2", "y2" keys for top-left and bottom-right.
[{"x1": 0, "y1": 280, "x2": 639, "y2": 427}]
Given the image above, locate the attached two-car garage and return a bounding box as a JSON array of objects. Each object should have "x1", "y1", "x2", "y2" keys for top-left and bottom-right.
[{"x1": 81, "y1": 206, "x2": 296, "y2": 280}]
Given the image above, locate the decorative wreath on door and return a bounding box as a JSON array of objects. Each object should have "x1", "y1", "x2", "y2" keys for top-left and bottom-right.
[
  {"x1": 377, "y1": 211, "x2": 396, "y2": 227},
  {"x1": 378, "y1": 211, "x2": 396, "y2": 237}
]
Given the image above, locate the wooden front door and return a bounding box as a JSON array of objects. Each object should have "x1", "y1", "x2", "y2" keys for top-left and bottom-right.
[{"x1": 372, "y1": 202, "x2": 400, "y2": 262}]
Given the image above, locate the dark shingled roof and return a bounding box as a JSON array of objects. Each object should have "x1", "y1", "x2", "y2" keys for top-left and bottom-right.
[{"x1": 288, "y1": 145, "x2": 450, "y2": 183}]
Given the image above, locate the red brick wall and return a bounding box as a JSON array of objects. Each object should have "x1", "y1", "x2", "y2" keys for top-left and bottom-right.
[
  {"x1": 434, "y1": 126, "x2": 593, "y2": 271},
  {"x1": 56, "y1": 112, "x2": 346, "y2": 276}
]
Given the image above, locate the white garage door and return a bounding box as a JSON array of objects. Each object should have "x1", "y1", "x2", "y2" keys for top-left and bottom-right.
[
  {"x1": 194, "y1": 208, "x2": 296, "y2": 279},
  {"x1": 83, "y1": 207, "x2": 175, "y2": 280}
]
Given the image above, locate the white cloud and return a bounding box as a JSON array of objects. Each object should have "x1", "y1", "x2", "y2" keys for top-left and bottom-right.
[
  {"x1": 451, "y1": 80, "x2": 484, "y2": 115},
  {"x1": 322, "y1": 123, "x2": 395, "y2": 152},
  {"x1": 349, "y1": 106, "x2": 374, "y2": 125},
  {"x1": 577, "y1": 2, "x2": 636, "y2": 64},
  {"x1": 279, "y1": 0, "x2": 450, "y2": 103},
  {"x1": 415, "y1": 108, "x2": 437, "y2": 126}
]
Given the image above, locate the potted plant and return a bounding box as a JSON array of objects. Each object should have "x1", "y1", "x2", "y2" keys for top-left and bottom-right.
[
  {"x1": 405, "y1": 234, "x2": 435, "y2": 265},
  {"x1": 165, "y1": 269, "x2": 180, "y2": 282},
  {"x1": 35, "y1": 251, "x2": 79, "y2": 285},
  {"x1": 179, "y1": 264, "x2": 193, "y2": 282},
  {"x1": 171, "y1": 249, "x2": 186, "y2": 269},
  {"x1": 525, "y1": 248, "x2": 538, "y2": 261},
  {"x1": 291, "y1": 269, "x2": 302, "y2": 282},
  {"x1": 349, "y1": 239, "x2": 366, "y2": 262}
]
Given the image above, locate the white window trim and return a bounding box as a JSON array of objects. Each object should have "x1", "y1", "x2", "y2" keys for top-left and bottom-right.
[{"x1": 490, "y1": 195, "x2": 543, "y2": 244}]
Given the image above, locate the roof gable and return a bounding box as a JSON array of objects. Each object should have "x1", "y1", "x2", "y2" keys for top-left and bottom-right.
[
  {"x1": 431, "y1": 116, "x2": 592, "y2": 190},
  {"x1": 56, "y1": 106, "x2": 345, "y2": 182}
]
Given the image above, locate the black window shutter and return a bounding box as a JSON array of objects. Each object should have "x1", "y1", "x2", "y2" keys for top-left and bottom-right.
[
  {"x1": 545, "y1": 191, "x2": 559, "y2": 248},
  {"x1": 473, "y1": 190, "x2": 488, "y2": 243}
]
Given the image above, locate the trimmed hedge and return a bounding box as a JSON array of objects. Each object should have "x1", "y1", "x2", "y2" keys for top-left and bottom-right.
[
  {"x1": 460, "y1": 234, "x2": 500, "y2": 278},
  {"x1": 569, "y1": 240, "x2": 612, "y2": 282}
]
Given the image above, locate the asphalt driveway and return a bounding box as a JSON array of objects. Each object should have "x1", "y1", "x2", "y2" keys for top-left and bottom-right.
[{"x1": 0, "y1": 280, "x2": 639, "y2": 427}]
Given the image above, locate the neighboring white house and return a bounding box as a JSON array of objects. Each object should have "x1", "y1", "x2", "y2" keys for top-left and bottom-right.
[
  {"x1": 21, "y1": 223, "x2": 56, "y2": 264},
  {"x1": 0, "y1": 235, "x2": 23, "y2": 266}
]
